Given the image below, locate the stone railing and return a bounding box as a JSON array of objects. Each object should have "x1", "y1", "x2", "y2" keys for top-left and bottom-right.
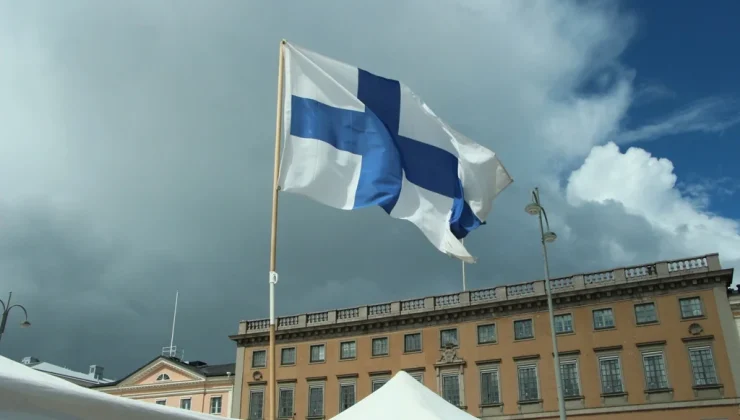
[{"x1": 239, "y1": 254, "x2": 722, "y2": 333}]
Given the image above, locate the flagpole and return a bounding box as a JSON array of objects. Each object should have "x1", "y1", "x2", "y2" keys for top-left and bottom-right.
[
  {"x1": 461, "y1": 239, "x2": 467, "y2": 291},
  {"x1": 268, "y1": 39, "x2": 286, "y2": 420}
]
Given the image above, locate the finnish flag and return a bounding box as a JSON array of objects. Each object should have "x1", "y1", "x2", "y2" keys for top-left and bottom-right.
[{"x1": 278, "y1": 42, "x2": 512, "y2": 262}]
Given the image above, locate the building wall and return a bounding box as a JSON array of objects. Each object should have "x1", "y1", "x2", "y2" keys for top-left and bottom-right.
[
  {"x1": 232, "y1": 255, "x2": 738, "y2": 419},
  {"x1": 104, "y1": 383, "x2": 232, "y2": 416}
]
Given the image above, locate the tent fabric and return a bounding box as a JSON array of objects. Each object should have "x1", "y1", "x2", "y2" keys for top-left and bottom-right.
[
  {"x1": 331, "y1": 370, "x2": 479, "y2": 420},
  {"x1": 0, "y1": 355, "x2": 222, "y2": 420}
]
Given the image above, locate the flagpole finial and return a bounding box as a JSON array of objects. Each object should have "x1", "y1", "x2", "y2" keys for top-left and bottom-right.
[{"x1": 281, "y1": 39, "x2": 287, "y2": 45}]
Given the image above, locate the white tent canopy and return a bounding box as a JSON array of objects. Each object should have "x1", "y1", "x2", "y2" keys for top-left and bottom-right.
[
  {"x1": 0, "y1": 355, "x2": 221, "y2": 420},
  {"x1": 331, "y1": 370, "x2": 479, "y2": 420}
]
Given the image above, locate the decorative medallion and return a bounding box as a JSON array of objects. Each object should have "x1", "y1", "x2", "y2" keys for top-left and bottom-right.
[
  {"x1": 252, "y1": 371, "x2": 263, "y2": 381},
  {"x1": 688, "y1": 323, "x2": 704, "y2": 336}
]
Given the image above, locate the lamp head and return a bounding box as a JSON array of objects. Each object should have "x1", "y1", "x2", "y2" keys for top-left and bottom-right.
[
  {"x1": 543, "y1": 231, "x2": 557, "y2": 243},
  {"x1": 525, "y1": 203, "x2": 542, "y2": 216},
  {"x1": 20, "y1": 320, "x2": 31, "y2": 328}
]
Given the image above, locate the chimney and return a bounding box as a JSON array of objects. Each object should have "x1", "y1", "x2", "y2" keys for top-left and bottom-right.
[{"x1": 89, "y1": 365, "x2": 104, "y2": 380}]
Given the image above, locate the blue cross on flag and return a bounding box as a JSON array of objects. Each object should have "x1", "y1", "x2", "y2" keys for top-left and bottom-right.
[{"x1": 277, "y1": 42, "x2": 512, "y2": 262}]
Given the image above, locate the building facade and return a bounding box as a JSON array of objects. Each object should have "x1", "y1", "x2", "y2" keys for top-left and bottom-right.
[
  {"x1": 20, "y1": 356, "x2": 114, "y2": 387},
  {"x1": 729, "y1": 288, "x2": 740, "y2": 339},
  {"x1": 93, "y1": 355, "x2": 235, "y2": 416},
  {"x1": 230, "y1": 253, "x2": 740, "y2": 419}
]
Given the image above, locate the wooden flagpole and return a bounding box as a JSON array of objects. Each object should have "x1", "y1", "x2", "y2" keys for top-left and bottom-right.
[{"x1": 268, "y1": 39, "x2": 286, "y2": 420}]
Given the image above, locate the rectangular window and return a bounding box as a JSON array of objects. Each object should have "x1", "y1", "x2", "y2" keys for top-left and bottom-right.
[
  {"x1": 340, "y1": 341, "x2": 356, "y2": 360},
  {"x1": 514, "y1": 319, "x2": 534, "y2": 340},
  {"x1": 480, "y1": 369, "x2": 501, "y2": 405},
  {"x1": 281, "y1": 347, "x2": 296, "y2": 365},
  {"x1": 210, "y1": 396, "x2": 222, "y2": 414},
  {"x1": 180, "y1": 398, "x2": 191, "y2": 410},
  {"x1": 689, "y1": 347, "x2": 719, "y2": 386},
  {"x1": 339, "y1": 383, "x2": 356, "y2": 412},
  {"x1": 372, "y1": 337, "x2": 389, "y2": 356},
  {"x1": 477, "y1": 324, "x2": 497, "y2": 344},
  {"x1": 599, "y1": 357, "x2": 624, "y2": 394},
  {"x1": 642, "y1": 352, "x2": 669, "y2": 390},
  {"x1": 560, "y1": 361, "x2": 580, "y2": 397},
  {"x1": 410, "y1": 372, "x2": 423, "y2": 383},
  {"x1": 635, "y1": 303, "x2": 658, "y2": 325},
  {"x1": 593, "y1": 308, "x2": 615, "y2": 330},
  {"x1": 440, "y1": 329, "x2": 459, "y2": 347},
  {"x1": 517, "y1": 365, "x2": 539, "y2": 401},
  {"x1": 308, "y1": 385, "x2": 324, "y2": 417},
  {"x1": 554, "y1": 314, "x2": 574, "y2": 334},
  {"x1": 252, "y1": 350, "x2": 266, "y2": 368},
  {"x1": 441, "y1": 374, "x2": 461, "y2": 406},
  {"x1": 278, "y1": 389, "x2": 294, "y2": 418},
  {"x1": 372, "y1": 379, "x2": 387, "y2": 392},
  {"x1": 248, "y1": 390, "x2": 264, "y2": 420},
  {"x1": 310, "y1": 344, "x2": 325, "y2": 363},
  {"x1": 680, "y1": 297, "x2": 703, "y2": 319},
  {"x1": 404, "y1": 333, "x2": 422, "y2": 352},
  {"x1": 155, "y1": 400, "x2": 166, "y2": 405}
]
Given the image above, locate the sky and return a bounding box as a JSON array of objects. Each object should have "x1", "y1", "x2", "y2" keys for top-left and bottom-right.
[{"x1": 0, "y1": 0, "x2": 738, "y2": 379}]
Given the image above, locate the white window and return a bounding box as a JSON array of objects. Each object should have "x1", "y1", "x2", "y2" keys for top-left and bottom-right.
[
  {"x1": 635, "y1": 303, "x2": 658, "y2": 325},
  {"x1": 477, "y1": 324, "x2": 496, "y2": 344},
  {"x1": 514, "y1": 319, "x2": 534, "y2": 340},
  {"x1": 372, "y1": 337, "x2": 389, "y2": 356},
  {"x1": 156, "y1": 373, "x2": 170, "y2": 381},
  {"x1": 248, "y1": 389, "x2": 264, "y2": 420},
  {"x1": 281, "y1": 347, "x2": 296, "y2": 365},
  {"x1": 252, "y1": 350, "x2": 266, "y2": 368},
  {"x1": 404, "y1": 333, "x2": 422, "y2": 352},
  {"x1": 517, "y1": 365, "x2": 539, "y2": 401},
  {"x1": 642, "y1": 352, "x2": 669, "y2": 390},
  {"x1": 598, "y1": 357, "x2": 624, "y2": 394},
  {"x1": 479, "y1": 369, "x2": 500, "y2": 405},
  {"x1": 593, "y1": 308, "x2": 615, "y2": 330},
  {"x1": 339, "y1": 383, "x2": 356, "y2": 412},
  {"x1": 560, "y1": 361, "x2": 580, "y2": 397},
  {"x1": 308, "y1": 384, "x2": 324, "y2": 417},
  {"x1": 179, "y1": 398, "x2": 191, "y2": 410},
  {"x1": 680, "y1": 297, "x2": 703, "y2": 319},
  {"x1": 155, "y1": 400, "x2": 166, "y2": 405},
  {"x1": 209, "y1": 396, "x2": 222, "y2": 414},
  {"x1": 440, "y1": 329, "x2": 458, "y2": 347},
  {"x1": 441, "y1": 373, "x2": 461, "y2": 406},
  {"x1": 554, "y1": 314, "x2": 574, "y2": 334},
  {"x1": 372, "y1": 378, "x2": 388, "y2": 392},
  {"x1": 689, "y1": 347, "x2": 719, "y2": 385},
  {"x1": 278, "y1": 388, "x2": 294, "y2": 418},
  {"x1": 410, "y1": 372, "x2": 424, "y2": 383},
  {"x1": 340, "y1": 341, "x2": 356, "y2": 360},
  {"x1": 310, "y1": 344, "x2": 325, "y2": 363}
]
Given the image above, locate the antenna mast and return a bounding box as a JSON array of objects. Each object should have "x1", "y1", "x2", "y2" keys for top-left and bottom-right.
[{"x1": 169, "y1": 291, "x2": 178, "y2": 357}]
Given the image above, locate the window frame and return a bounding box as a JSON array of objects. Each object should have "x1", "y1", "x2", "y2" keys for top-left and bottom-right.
[
  {"x1": 156, "y1": 373, "x2": 171, "y2": 381},
  {"x1": 679, "y1": 296, "x2": 704, "y2": 320},
  {"x1": 252, "y1": 350, "x2": 267, "y2": 368},
  {"x1": 479, "y1": 367, "x2": 501, "y2": 405},
  {"x1": 597, "y1": 355, "x2": 625, "y2": 395},
  {"x1": 280, "y1": 347, "x2": 296, "y2": 366},
  {"x1": 155, "y1": 399, "x2": 167, "y2": 406},
  {"x1": 209, "y1": 396, "x2": 222, "y2": 415},
  {"x1": 179, "y1": 397, "x2": 191, "y2": 410},
  {"x1": 440, "y1": 372, "x2": 462, "y2": 407},
  {"x1": 634, "y1": 302, "x2": 659, "y2": 325},
  {"x1": 516, "y1": 364, "x2": 540, "y2": 402},
  {"x1": 641, "y1": 350, "x2": 670, "y2": 390},
  {"x1": 248, "y1": 388, "x2": 265, "y2": 420},
  {"x1": 559, "y1": 360, "x2": 581, "y2": 398},
  {"x1": 277, "y1": 387, "x2": 294, "y2": 419},
  {"x1": 592, "y1": 307, "x2": 616, "y2": 331},
  {"x1": 307, "y1": 382, "x2": 324, "y2": 418},
  {"x1": 476, "y1": 323, "x2": 497, "y2": 345},
  {"x1": 371, "y1": 377, "x2": 389, "y2": 392},
  {"x1": 309, "y1": 344, "x2": 326, "y2": 364},
  {"x1": 338, "y1": 381, "x2": 356, "y2": 413},
  {"x1": 339, "y1": 340, "x2": 357, "y2": 360},
  {"x1": 688, "y1": 345, "x2": 720, "y2": 386},
  {"x1": 371, "y1": 336, "x2": 390, "y2": 357},
  {"x1": 554, "y1": 313, "x2": 575, "y2": 335},
  {"x1": 439, "y1": 328, "x2": 459, "y2": 348},
  {"x1": 513, "y1": 318, "x2": 535, "y2": 340},
  {"x1": 403, "y1": 332, "x2": 423, "y2": 353}
]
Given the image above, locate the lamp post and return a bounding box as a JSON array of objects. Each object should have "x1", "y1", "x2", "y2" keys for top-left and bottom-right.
[
  {"x1": 0, "y1": 292, "x2": 31, "y2": 346},
  {"x1": 525, "y1": 188, "x2": 566, "y2": 420}
]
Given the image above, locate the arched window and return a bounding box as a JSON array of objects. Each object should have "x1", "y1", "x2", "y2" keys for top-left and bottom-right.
[{"x1": 156, "y1": 373, "x2": 171, "y2": 381}]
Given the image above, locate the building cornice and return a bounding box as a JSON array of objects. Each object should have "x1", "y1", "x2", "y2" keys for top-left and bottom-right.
[{"x1": 231, "y1": 255, "x2": 732, "y2": 347}]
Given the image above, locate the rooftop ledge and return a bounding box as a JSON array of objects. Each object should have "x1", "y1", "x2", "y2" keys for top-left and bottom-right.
[{"x1": 234, "y1": 254, "x2": 728, "y2": 336}]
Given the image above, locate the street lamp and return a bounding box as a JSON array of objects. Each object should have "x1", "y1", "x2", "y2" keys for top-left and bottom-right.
[
  {"x1": 525, "y1": 188, "x2": 566, "y2": 420},
  {"x1": 0, "y1": 292, "x2": 31, "y2": 346}
]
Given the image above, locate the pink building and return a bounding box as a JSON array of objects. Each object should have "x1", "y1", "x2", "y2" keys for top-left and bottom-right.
[{"x1": 94, "y1": 355, "x2": 234, "y2": 416}]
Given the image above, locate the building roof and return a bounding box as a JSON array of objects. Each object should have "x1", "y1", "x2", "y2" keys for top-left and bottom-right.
[
  {"x1": 231, "y1": 253, "x2": 733, "y2": 342},
  {"x1": 91, "y1": 356, "x2": 235, "y2": 388},
  {"x1": 27, "y1": 361, "x2": 114, "y2": 385}
]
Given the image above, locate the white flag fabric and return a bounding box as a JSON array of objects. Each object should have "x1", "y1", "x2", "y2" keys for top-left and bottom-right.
[
  {"x1": 278, "y1": 42, "x2": 512, "y2": 262},
  {"x1": 0, "y1": 355, "x2": 222, "y2": 420}
]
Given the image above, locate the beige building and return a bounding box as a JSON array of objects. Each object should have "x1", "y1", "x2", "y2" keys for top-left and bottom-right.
[
  {"x1": 230, "y1": 253, "x2": 740, "y2": 419},
  {"x1": 94, "y1": 355, "x2": 234, "y2": 416},
  {"x1": 20, "y1": 356, "x2": 114, "y2": 388}
]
